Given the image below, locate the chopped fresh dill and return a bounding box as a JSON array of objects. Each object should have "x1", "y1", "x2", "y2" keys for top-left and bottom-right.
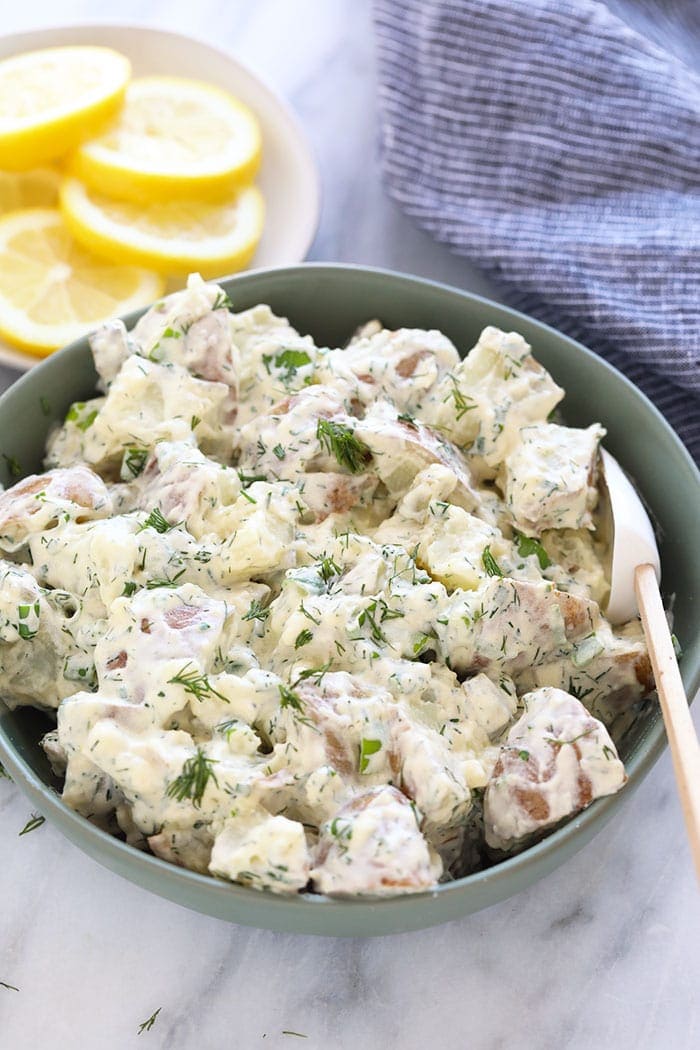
[
  {"x1": 545, "y1": 728, "x2": 595, "y2": 747},
  {"x1": 139, "y1": 507, "x2": 175, "y2": 534},
  {"x1": 294, "y1": 629, "x2": 313, "y2": 649},
  {"x1": 299, "y1": 602, "x2": 321, "y2": 625},
  {"x1": 121, "y1": 581, "x2": 138, "y2": 597},
  {"x1": 19, "y1": 813, "x2": 45, "y2": 836},
  {"x1": 358, "y1": 601, "x2": 387, "y2": 643},
  {"x1": 0, "y1": 981, "x2": 19, "y2": 992},
  {"x1": 272, "y1": 443, "x2": 286, "y2": 460},
  {"x1": 137, "y1": 1007, "x2": 162, "y2": 1035},
  {"x1": 482, "y1": 545, "x2": 504, "y2": 577},
  {"x1": 146, "y1": 568, "x2": 186, "y2": 589},
  {"x1": 167, "y1": 663, "x2": 228, "y2": 703},
  {"x1": 316, "y1": 419, "x2": 372, "y2": 474},
  {"x1": 191, "y1": 415, "x2": 201, "y2": 430},
  {"x1": 317, "y1": 554, "x2": 341, "y2": 585},
  {"x1": 279, "y1": 684, "x2": 304, "y2": 712},
  {"x1": 444, "y1": 381, "x2": 476, "y2": 420},
  {"x1": 124, "y1": 447, "x2": 149, "y2": 478},
  {"x1": 166, "y1": 749, "x2": 219, "y2": 808},
  {"x1": 242, "y1": 598, "x2": 269, "y2": 622}
]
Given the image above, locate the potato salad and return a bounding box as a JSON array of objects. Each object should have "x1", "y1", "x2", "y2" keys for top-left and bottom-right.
[{"x1": 0, "y1": 275, "x2": 653, "y2": 896}]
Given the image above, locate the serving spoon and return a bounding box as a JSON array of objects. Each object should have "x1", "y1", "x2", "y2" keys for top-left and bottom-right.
[{"x1": 600, "y1": 448, "x2": 700, "y2": 881}]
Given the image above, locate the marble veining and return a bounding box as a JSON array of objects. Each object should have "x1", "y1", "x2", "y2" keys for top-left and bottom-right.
[{"x1": 0, "y1": 2, "x2": 698, "y2": 1048}]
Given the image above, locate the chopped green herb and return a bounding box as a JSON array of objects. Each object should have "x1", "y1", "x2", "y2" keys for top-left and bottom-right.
[
  {"x1": 0, "y1": 762, "x2": 11, "y2": 781},
  {"x1": 316, "y1": 419, "x2": 372, "y2": 474},
  {"x1": 162, "y1": 326, "x2": 181, "y2": 339},
  {"x1": 124, "y1": 447, "x2": 149, "y2": 478},
  {"x1": 0, "y1": 981, "x2": 19, "y2": 992},
  {"x1": 19, "y1": 813, "x2": 45, "y2": 836},
  {"x1": 279, "y1": 684, "x2": 304, "y2": 712},
  {"x1": 168, "y1": 663, "x2": 228, "y2": 703},
  {"x1": 243, "y1": 598, "x2": 269, "y2": 623},
  {"x1": 282, "y1": 1032, "x2": 308, "y2": 1039},
  {"x1": 263, "y1": 348, "x2": 312, "y2": 381},
  {"x1": 121, "y1": 581, "x2": 138, "y2": 597},
  {"x1": 294, "y1": 629, "x2": 313, "y2": 649},
  {"x1": 444, "y1": 381, "x2": 476, "y2": 421},
  {"x1": 518, "y1": 750, "x2": 530, "y2": 761},
  {"x1": 397, "y1": 411, "x2": 416, "y2": 425},
  {"x1": 359, "y1": 737, "x2": 382, "y2": 773},
  {"x1": 357, "y1": 601, "x2": 387, "y2": 644},
  {"x1": 272, "y1": 443, "x2": 286, "y2": 460},
  {"x1": 317, "y1": 555, "x2": 341, "y2": 585},
  {"x1": 238, "y1": 470, "x2": 267, "y2": 488},
  {"x1": 166, "y1": 749, "x2": 218, "y2": 808},
  {"x1": 602, "y1": 745, "x2": 615, "y2": 761},
  {"x1": 39, "y1": 396, "x2": 51, "y2": 416},
  {"x1": 482, "y1": 545, "x2": 504, "y2": 577},
  {"x1": 213, "y1": 290, "x2": 233, "y2": 311},
  {"x1": 66, "y1": 402, "x2": 98, "y2": 431},
  {"x1": 299, "y1": 601, "x2": 320, "y2": 625},
  {"x1": 190, "y1": 415, "x2": 201, "y2": 430},
  {"x1": 671, "y1": 633, "x2": 683, "y2": 659},
  {"x1": 514, "y1": 531, "x2": 551, "y2": 570},
  {"x1": 139, "y1": 507, "x2": 175, "y2": 534},
  {"x1": 137, "y1": 1007, "x2": 162, "y2": 1035},
  {"x1": 145, "y1": 569, "x2": 187, "y2": 589}
]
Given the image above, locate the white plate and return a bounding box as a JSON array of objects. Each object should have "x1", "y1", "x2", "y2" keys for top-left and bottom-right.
[{"x1": 0, "y1": 23, "x2": 321, "y2": 372}]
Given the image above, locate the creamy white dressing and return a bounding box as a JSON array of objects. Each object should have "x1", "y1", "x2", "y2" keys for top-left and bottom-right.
[{"x1": 0, "y1": 274, "x2": 653, "y2": 896}]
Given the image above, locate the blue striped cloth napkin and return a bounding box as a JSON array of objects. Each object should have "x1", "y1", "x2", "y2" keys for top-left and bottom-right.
[{"x1": 373, "y1": 0, "x2": 700, "y2": 462}]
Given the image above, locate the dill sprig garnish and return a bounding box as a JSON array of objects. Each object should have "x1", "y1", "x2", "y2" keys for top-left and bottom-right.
[
  {"x1": 316, "y1": 419, "x2": 372, "y2": 474},
  {"x1": 167, "y1": 662, "x2": 228, "y2": 703},
  {"x1": 166, "y1": 749, "x2": 219, "y2": 808},
  {"x1": 138, "y1": 507, "x2": 176, "y2": 534}
]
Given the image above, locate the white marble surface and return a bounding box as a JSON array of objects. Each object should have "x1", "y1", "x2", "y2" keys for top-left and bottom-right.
[{"x1": 0, "y1": 3, "x2": 698, "y2": 1048}]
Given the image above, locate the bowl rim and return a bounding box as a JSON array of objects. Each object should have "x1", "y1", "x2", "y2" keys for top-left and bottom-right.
[{"x1": 1, "y1": 261, "x2": 698, "y2": 927}]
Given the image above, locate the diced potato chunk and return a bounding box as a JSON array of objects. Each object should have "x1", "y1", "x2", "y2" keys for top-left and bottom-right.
[
  {"x1": 484, "y1": 687, "x2": 626, "y2": 850},
  {"x1": 504, "y1": 422, "x2": 604, "y2": 531}
]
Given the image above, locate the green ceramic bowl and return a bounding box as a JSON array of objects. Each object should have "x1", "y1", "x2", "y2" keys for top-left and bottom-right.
[{"x1": 1, "y1": 264, "x2": 698, "y2": 936}]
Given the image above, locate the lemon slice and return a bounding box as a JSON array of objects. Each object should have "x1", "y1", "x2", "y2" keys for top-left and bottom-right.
[
  {"x1": 60, "y1": 177, "x2": 264, "y2": 278},
  {"x1": 0, "y1": 46, "x2": 130, "y2": 170},
  {"x1": 0, "y1": 208, "x2": 163, "y2": 356},
  {"x1": 70, "y1": 76, "x2": 262, "y2": 203},
  {"x1": 0, "y1": 168, "x2": 60, "y2": 212}
]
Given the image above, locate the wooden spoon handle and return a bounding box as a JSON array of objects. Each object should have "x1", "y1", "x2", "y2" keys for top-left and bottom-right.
[{"x1": 635, "y1": 563, "x2": 700, "y2": 883}]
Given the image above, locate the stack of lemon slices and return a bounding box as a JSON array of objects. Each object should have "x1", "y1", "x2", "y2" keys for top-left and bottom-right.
[{"x1": 0, "y1": 46, "x2": 264, "y2": 356}]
